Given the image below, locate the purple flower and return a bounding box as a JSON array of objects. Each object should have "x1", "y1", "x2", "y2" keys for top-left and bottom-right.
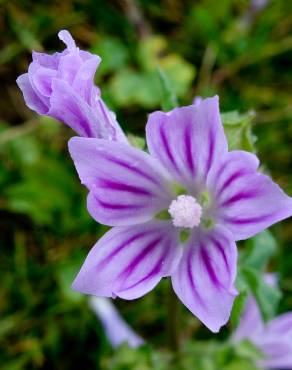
[
  {"x1": 68, "y1": 96, "x2": 292, "y2": 332},
  {"x1": 16, "y1": 30, "x2": 127, "y2": 142},
  {"x1": 89, "y1": 297, "x2": 144, "y2": 348},
  {"x1": 233, "y1": 288, "x2": 292, "y2": 369}
]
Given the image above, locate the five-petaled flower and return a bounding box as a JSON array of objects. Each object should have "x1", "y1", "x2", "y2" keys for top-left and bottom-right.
[
  {"x1": 16, "y1": 30, "x2": 126, "y2": 142},
  {"x1": 69, "y1": 96, "x2": 292, "y2": 332}
]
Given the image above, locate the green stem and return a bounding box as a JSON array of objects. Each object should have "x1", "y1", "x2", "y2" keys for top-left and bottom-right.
[{"x1": 166, "y1": 279, "x2": 181, "y2": 358}]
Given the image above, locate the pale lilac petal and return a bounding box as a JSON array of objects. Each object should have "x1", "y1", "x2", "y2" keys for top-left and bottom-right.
[
  {"x1": 28, "y1": 62, "x2": 51, "y2": 108},
  {"x1": 16, "y1": 73, "x2": 49, "y2": 114},
  {"x1": 257, "y1": 337, "x2": 292, "y2": 369},
  {"x1": 72, "y1": 222, "x2": 182, "y2": 299},
  {"x1": 49, "y1": 79, "x2": 97, "y2": 137},
  {"x1": 208, "y1": 150, "x2": 292, "y2": 240},
  {"x1": 32, "y1": 51, "x2": 60, "y2": 69},
  {"x1": 89, "y1": 297, "x2": 144, "y2": 348},
  {"x1": 95, "y1": 98, "x2": 128, "y2": 143},
  {"x1": 68, "y1": 137, "x2": 172, "y2": 226},
  {"x1": 192, "y1": 96, "x2": 203, "y2": 106},
  {"x1": 58, "y1": 29, "x2": 76, "y2": 50},
  {"x1": 215, "y1": 163, "x2": 292, "y2": 241},
  {"x1": 233, "y1": 276, "x2": 292, "y2": 369},
  {"x1": 232, "y1": 297, "x2": 264, "y2": 342},
  {"x1": 58, "y1": 53, "x2": 83, "y2": 84},
  {"x1": 265, "y1": 312, "x2": 292, "y2": 336},
  {"x1": 172, "y1": 225, "x2": 237, "y2": 332},
  {"x1": 32, "y1": 67, "x2": 57, "y2": 97},
  {"x1": 146, "y1": 96, "x2": 228, "y2": 188},
  {"x1": 72, "y1": 56, "x2": 101, "y2": 104},
  {"x1": 207, "y1": 150, "x2": 260, "y2": 194}
]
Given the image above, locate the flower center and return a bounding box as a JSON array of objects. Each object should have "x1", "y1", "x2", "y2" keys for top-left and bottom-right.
[{"x1": 168, "y1": 195, "x2": 202, "y2": 229}]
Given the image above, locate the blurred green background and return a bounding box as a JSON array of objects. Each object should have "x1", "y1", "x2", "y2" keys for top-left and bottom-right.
[{"x1": 0, "y1": 0, "x2": 292, "y2": 369}]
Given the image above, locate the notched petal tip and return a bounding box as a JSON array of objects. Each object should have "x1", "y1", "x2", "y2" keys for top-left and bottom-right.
[{"x1": 58, "y1": 29, "x2": 76, "y2": 50}]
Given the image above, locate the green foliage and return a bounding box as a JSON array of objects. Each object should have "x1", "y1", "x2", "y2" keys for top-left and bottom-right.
[
  {"x1": 1, "y1": 0, "x2": 292, "y2": 369},
  {"x1": 232, "y1": 230, "x2": 281, "y2": 326},
  {"x1": 221, "y1": 111, "x2": 256, "y2": 152},
  {"x1": 107, "y1": 35, "x2": 195, "y2": 108}
]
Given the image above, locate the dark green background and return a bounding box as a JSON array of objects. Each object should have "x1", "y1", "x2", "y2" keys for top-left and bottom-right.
[{"x1": 1, "y1": 1, "x2": 291, "y2": 369}]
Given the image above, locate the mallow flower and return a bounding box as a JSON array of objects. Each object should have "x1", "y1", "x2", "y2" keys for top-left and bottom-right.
[
  {"x1": 233, "y1": 277, "x2": 292, "y2": 369},
  {"x1": 16, "y1": 30, "x2": 126, "y2": 142},
  {"x1": 69, "y1": 96, "x2": 292, "y2": 332}
]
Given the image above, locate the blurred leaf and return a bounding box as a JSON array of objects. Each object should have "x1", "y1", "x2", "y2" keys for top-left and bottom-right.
[
  {"x1": 230, "y1": 274, "x2": 249, "y2": 328},
  {"x1": 234, "y1": 340, "x2": 263, "y2": 361},
  {"x1": 241, "y1": 230, "x2": 277, "y2": 271},
  {"x1": 127, "y1": 134, "x2": 146, "y2": 149},
  {"x1": 157, "y1": 67, "x2": 178, "y2": 111},
  {"x1": 221, "y1": 111, "x2": 256, "y2": 152},
  {"x1": 92, "y1": 37, "x2": 129, "y2": 76},
  {"x1": 109, "y1": 69, "x2": 161, "y2": 108},
  {"x1": 137, "y1": 35, "x2": 167, "y2": 72},
  {"x1": 160, "y1": 54, "x2": 195, "y2": 98},
  {"x1": 241, "y1": 267, "x2": 282, "y2": 321}
]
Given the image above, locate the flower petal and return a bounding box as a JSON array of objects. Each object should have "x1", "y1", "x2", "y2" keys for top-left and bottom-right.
[
  {"x1": 89, "y1": 297, "x2": 144, "y2": 348},
  {"x1": 49, "y1": 79, "x2": 98, "y2": 137},
  {"x1": 72, "y1": 221, "x2": 182, "y2": 299},
  {"x1": 257, "y1": 336, "x2": 292, "y2": 369},
  {"x1": 69, "y1": 137, "x2": 173, "y2": 226},
  {"x1": 146, "y1": 96, "x2": 227, "y2": 188},
  {"x1": 172, "y1": 225, "x2": 237, "y2": 332},
  {"x1": 32, "y1": 67, "x2": 57, "y2": 97},
  {"x1": 232, "y1": 296, "x2": 264, "y2": 342},
  {"x1": 265, "y1": 312, "x2": 292, "y2": 337},
  {"x1": 211, "y1": 151, "x2": 292, "y2": 240},
  {"x1": 72, "y1": 55, "x2": 101, "y2": 104},
  {"x1": 16, "y1": 73, "x2": 49, "y2": 114}
]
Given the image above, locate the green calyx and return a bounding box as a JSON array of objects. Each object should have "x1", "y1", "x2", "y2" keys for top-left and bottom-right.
[
  {"x1": 156, "y1": 209, "x2": 171, "y2": 220},
  {"x1": 172, "y1": 182, "x2": 187, "y2": 196},
  {"x1": 202, "y1": 218, "x2": 214, "y2": 229},
  {"x1": 179, "y1": 229, "x2": 191, "y2": 243},
  {"x1": 199, "y1": 190, "x2": 211, "y2": 207}
]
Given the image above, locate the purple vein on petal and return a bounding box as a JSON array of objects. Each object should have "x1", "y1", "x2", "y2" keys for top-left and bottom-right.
[
  {"x1": 217, "y1": 169, "x2": 249, "y2": 196},
  {"x1": 119, "y1": 248, "x2": 168, "y2": 292},
  {"x1": 96, "y1": 198, "x2": 146, "y2": 210},
  {"x1": 220, "y1": 189, "x2": 261, "y2": 207},
  {"x1": 184, "y1": 124, "x2": 195, "y2": 175},
  {"x1": 97, "y1": 231, "x2": 150, "y2": 270},
  {"x1": 187, "y1": 249, "x2": 206, "y2": 308},
  {"x1": 206, "y1": 128, "x2": 215, "y2": 176},
  {"x1": 98, "y1": 179, "x2": 153, "y2": 196},
  {"x1": 118, "y1": 237, "x2": 162, "y2": 283},
  {"x1": 66, "y1": 97, "x2": 93, "y2": 137},
  {"x1": 200, "y1": 245, "x2": 222, "y2": 289},
  {"x1": 224, "y1": 214, "x2": 272, "y2": 225},
  {"x1": 209, "y1": 236, "x2": 230, "y2": 276},
  {"x1": 159, "y1": 124, "x2": 181, "y2": 174},
  {"x1": 100, "y1": 153, "x2": 161, "y2": 186}
]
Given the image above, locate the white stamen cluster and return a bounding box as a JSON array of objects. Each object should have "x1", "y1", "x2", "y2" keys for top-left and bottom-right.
[{"x1": 168, "y1": 195, "x2": 202, "y2": 229}]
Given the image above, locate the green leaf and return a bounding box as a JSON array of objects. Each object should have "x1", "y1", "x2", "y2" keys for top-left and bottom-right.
[
  {"x1": 241, "y1": 267, "x2": 282, "y2": 321},
  {"x1": 230, "y1": 274, "x2": 249, "y2": 328},
  {"x1": 109, "y1": 69, "x2": 161, "y2": 108},
  {"x1": 241, "y1": 230, "x2": 277, "y2": 271},
  {"x1": 234, "y1": 340, "x2": 263, "y2": 361},
  {"x1": 221, "y1": 111, "x2": 256, "y2": 152},
  {"x1": 92, "y1": 37, "x2": 128, "y2": 76},
  {"x1": 127, "y1": 134, "x2": 146, "y2": 149},
  {"x1": 157, "y1": 67, "x2": 178, "y2": 111}
]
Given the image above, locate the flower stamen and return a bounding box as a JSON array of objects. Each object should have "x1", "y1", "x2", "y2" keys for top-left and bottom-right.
[{"x1": 168, "y1": 195, "x2": 202, "y2": 228}]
